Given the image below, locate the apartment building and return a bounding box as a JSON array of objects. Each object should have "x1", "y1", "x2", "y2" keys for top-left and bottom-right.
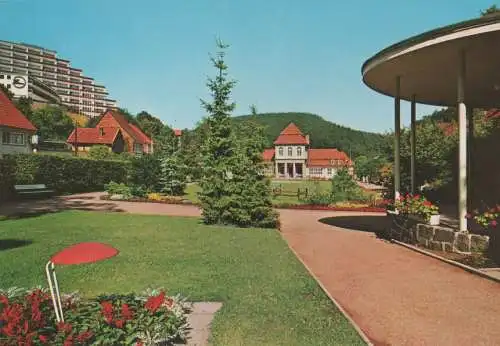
[{"x1": 0, "y1": 40, "x2": 116, "y2": 117}]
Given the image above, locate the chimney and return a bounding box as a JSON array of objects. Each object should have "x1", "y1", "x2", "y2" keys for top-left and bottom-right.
[
  {"x1": 99, "y1": 127, "x2": 104, "y2": 136},
  {"x1": 305, "y1": 134, "x2": 310, "y2": 144}
]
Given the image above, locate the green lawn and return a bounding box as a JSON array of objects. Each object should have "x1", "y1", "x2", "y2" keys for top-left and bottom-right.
[
  {"x1": 0, "y1": 211, "x2": 363, "y2": 346},
  {"x1": 185, "y1": 180, "x2": 332, "y2": 205}
]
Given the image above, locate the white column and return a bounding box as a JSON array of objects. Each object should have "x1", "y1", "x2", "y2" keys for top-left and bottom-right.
[
  {"x1": 458, "y1": 50, "x2": 467, "y2": 232},
  {"x1": 275, "y1": 161, "x2": 279, "y2": 178},
  {"x1": 410, "y1": 94, "x2": 417, "y2": 194},
  {"x1": 394, "y1": 76, "x2": 401, "y2": 200},
  {"x1": 292, "y1": 162, "x2": 296, "y2": 178},
  {"x1": 467, "y1": 106, "x2": 474, "y2": 212}
]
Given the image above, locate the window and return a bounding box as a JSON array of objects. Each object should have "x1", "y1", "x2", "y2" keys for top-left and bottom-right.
[
  {"x1": 2, "y1": 131, "x2": 25, "y2": 145},
  {"x1": 134, "y1": 143, "x2": 142, "y2": 153},
  {"x1": 278, "y1": 147, "x2": 283, "y2": 156},
  {"x1": 287, "y1": 147, "x2": 293, "y2": 156},
  {"x1": 310, "y1": 168, "x2": 323, "y2": 175},
  {"x1": 6, "y1": 84, "x2": 11, "y2": 89},
  {"x1": 7, "y1": 75, "x2": 11, "y2": 80},
  {"x1": 327, "y1": 168, "x2": 332, "y2": 175},
  {"x1": 297, "y1": 147, "x2": 302, "y2": 156},
  {"x1": 0, "y1": 75, "x2": 3, "y2": 79}
]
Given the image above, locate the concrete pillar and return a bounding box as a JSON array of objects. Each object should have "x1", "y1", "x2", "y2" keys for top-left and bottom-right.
[
  {"x1": 292, "y1": 162, "x2": 296, "y2": 178},
  {"x1": 457, "y1": 50, "x2": 467, "y2": 232},
  {"x1": 467, "y1": 107, "x2": 474, "y2": 212},
  {"x1": 394, "y1": 76, "x2": 401, "y2": 200},
  {"x1": 275, "y1": 161, "x2": 279, "y2": 179},
  {"x1": 410, "y1": 94, "x2": 417, "y2": 194}
]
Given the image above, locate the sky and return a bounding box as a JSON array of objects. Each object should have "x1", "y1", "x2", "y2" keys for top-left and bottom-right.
[{"x1": 0, "y1": 0, "x2": 495, "y2": 132}]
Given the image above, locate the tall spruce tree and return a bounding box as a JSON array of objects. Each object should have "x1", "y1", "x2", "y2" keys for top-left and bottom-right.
[{"x1": 199, "y1": 39, "x2": 238, "y2": 224}]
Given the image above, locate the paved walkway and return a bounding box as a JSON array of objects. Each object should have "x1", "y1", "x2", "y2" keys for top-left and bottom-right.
[{"x1": 2, "y1": 193, "x2": 500, "y2": 345}]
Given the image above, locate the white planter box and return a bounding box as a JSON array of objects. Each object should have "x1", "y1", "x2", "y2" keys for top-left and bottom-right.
[{"x1": 429, "y1": 214, "x2": 440, "y2": 226}]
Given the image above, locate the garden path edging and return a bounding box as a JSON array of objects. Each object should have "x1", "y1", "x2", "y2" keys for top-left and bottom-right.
[
  {"x1": 390, "y1": 239, "x2": 500, "y2": 284},
  {"x1": 282, "y1": 238, "x2": 373, "y2": 346},
  {"x1": 174, "y1": 302, "x2": 222, "y2": 346}
]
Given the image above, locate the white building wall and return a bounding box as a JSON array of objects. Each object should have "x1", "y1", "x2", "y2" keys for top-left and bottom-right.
[
  {"x1": 307, "y1": 167, "x2": 338, "y2": 180},
  {"x1": 275, "y1": 145, "x2": 308, "y2": 160},
  {"x1": 0, "y1": 73, "x2": 29, "y2": 98},
  {"x1": 0, "y1": 128, "x2": 32, "y2": 156}
]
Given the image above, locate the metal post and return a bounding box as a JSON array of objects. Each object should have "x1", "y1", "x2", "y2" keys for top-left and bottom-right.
[
  {"x1": 410, "y1": 95, "x2": 417, "y2": 194},
  {"x1": 458, "y1": 50, "x2": 467, "y2": 232},
  {"x1": 394, "y1": 76, "x2": 401, "y2": 200}
]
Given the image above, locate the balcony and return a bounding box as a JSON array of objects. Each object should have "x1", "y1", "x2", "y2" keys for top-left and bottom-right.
[
  {"x1": 12, "y1": 61, "x2": 27, "y2": 68},
  {"x1": 0, "y1": 42, "x2": 11, "y2": 49},
  {"x1": 13, "y1": 46, "x2": 27, "y2": 53},
  {"x1": 0, "y1": 50, "x2": 12, "y2": 58},
  {"x1": 70, "y1": 78, "x2": 81, "y2": 83},
  {"x1": 0, "y1": 58, "x2": 11, "y2": 65},
  {"x1": 13, "y1": 53, "x2": 27, "y2": 61},
  {"x1": 13, "y1": 68, "x2": 27, "y2": 74}
]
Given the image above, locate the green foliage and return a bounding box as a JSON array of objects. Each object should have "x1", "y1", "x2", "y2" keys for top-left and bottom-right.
[
  {"x1": 88, "y1": 145, "x2": 115, "y2": 160},
  {"x1": 7, "y1": 154, "x2": 130, "y2": 194},
  {"x1": 178, "y1": 123, "x2": 208, "y2": 180},
  {"x1": 14, "y1": 97, "x2": 33, "y2": 120},
  {"x1": 481, "y1": 4, "x2": 500, "y2": 16},
  {"x1": 86, "y1": 115, "x2": 102, "y2": 128},
  {"x1": 154, "y1": 126, "x2": 178, "y2": 156},
  {"x1": 29, "y1": 105, "x2": 74, "y2": 141},
  {"x1": 160, "y1": 154, "x2": 186, "y2": 196},
  {"x1": 304, "y1": 182, "x2": 332, "y2": 206},
  {"x1": 136, "y1": 111, "x2": 165, "y2": 137},
  {"x1": 232, "y1": 112, "x2": 385, "y2": 157},
  {"x1": 331, "y1": 168, "x2": 366, "y2": 202},
  {"x1": 128, "y1": 155, "x2": 162, "y2": 192},
  {"x1": 0, "y1": 158, "x2": 15, "y2": 203},
  {"x1": 105, "y1": 181, "x2": 133, "y2": 198},
  {"x1": 354, "y1": 155, "x2": 385, "y2": 181}
]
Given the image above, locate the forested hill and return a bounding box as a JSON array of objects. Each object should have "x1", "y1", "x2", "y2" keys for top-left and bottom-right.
[{"x1": 232, "y1": 112, "x2": 385, "y2": 157}]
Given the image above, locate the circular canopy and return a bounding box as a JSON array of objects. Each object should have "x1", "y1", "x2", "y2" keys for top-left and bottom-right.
[
  {"x1": 362, "y1": 15, "x2": 500, "y2": 108},
  {"x1": 51, "y1": 242, "x2": 119, "y2": 265}
]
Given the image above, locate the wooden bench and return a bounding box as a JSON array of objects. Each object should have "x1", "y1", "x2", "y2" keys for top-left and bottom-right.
[{"x1": 14, "y1": 184, "x2": 55, "y2": 199}]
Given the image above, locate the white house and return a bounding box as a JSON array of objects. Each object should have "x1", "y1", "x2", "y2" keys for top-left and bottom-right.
[
  {"x1": 263, "y1": 123, "x2": 354, "y2": 179},
  {"x1": 0, "y1": 89, "x2": 37, "y2": 156}
]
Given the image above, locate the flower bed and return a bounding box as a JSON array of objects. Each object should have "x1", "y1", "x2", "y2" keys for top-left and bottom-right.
[
  {"x1": 273, "y1": 203, "x2": 385, "y2": 212},
  {"x1": 100, "y1": 195, "x2": 197, "y2": 206},
  {"x1": 0, "y1": 287, "x2": 190, "y2": 345}
]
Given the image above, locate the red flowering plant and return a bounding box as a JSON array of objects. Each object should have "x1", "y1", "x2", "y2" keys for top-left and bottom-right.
[
  {"x1": 466, "y1": 204, "x2": 500, "y2": 230},
  {"x1": 393, "y1": 194, "x2": 439, "y2": 221}
]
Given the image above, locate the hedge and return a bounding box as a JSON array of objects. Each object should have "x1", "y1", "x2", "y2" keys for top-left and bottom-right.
[
  {"x1": 0, "y1": 157, "x2": 15, "y2": 203},
  {"x1": 5, "y1": 154, "x2": 131, "y2": 194}
]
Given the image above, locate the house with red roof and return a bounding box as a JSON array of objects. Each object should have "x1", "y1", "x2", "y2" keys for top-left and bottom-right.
[
  {"x1": 263, "y1": 123, "x2": 353, "y2": 179},
  {"x1": 0, "y1": 89, "x2": 37, "y2": 156},
  {"x1": 67, "y1": 110, "x2": 153, "y2": 154}
]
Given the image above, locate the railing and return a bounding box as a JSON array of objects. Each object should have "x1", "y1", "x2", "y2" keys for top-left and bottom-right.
[
  {"x1": 13, "y1": 53, "x2": 27, "y2": 60},
  {"x1": 0, "y1": 50, "x2": 12, "y2": 58}
]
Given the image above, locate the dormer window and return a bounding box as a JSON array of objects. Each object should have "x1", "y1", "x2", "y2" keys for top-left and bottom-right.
[
  {"x1": 288, "y1": 147, "x2": 293, "y2": 156},
  {"x1": 99, "y1": 127, "x2": 104, "y2": 136},
  {"x1": 297, "y1": 147, "x2": 302, "y2": 156},
  {"x1": 278, "y1": 147, "x2": 284, "y2": 156}
]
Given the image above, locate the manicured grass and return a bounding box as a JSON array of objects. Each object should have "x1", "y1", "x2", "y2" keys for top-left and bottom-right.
[{"x1": 0, "y1": 211, "x2": 363, "y2": 345}]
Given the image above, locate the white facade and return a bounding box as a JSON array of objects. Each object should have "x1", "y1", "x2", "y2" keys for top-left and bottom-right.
[
  {"x1": 0, "y1": 127, "x2": 32, "y2": 156},
  {"x1": 0, "y1": 73, "x2": 29, "y2": 98},
  {"x1": 0, "y1": 40, "x2": 117, "y2": 117}
]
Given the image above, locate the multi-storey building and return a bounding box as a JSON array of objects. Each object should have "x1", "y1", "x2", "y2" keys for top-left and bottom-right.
[
  {"x1": 263, "y1": 123, "x2": 354, "y2": 179},
  {"x1": 0, "y1": 40, "x2": 116, "y2": 117}
]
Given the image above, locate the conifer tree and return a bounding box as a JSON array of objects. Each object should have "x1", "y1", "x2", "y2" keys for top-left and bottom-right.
[
  {"x1": 160, "y1": 153, "x2": 186, "y2": 196},
  {"x1": 198, "y1": 39, "x2": 237, "y2": 224}
]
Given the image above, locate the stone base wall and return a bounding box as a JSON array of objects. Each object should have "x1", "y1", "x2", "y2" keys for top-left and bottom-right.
[{"x1": 388, "y1": 214, "x2": 489, "y2": 254}]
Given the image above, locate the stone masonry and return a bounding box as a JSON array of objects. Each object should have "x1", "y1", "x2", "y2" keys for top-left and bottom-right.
[{"x1": 388, "y1": 214, "x2": 490, "y2": 254}]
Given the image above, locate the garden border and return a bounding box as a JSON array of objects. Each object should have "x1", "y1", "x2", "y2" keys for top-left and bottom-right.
[
  {"x1": 100, "y1": 195, "x2": 386, "y2": 213},
  {"x1": 390, "y1": 239, "x2": 500, "y2": 284},
  {"x1": 284, "y1": 239, "x2": 373, "y2": 346}
]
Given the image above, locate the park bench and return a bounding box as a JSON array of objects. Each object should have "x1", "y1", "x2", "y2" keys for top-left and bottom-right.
[{"x1": 14, "y1": 184, "x2": 55, "y2": 199}]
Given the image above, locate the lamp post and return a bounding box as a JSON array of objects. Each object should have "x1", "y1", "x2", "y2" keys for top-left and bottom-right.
[{"x1": 74, "y1": 119, "x2": 78, "y2": 157}]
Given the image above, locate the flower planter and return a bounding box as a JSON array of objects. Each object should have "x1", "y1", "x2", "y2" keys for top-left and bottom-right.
[{"x1": 429, "y1": 214, "x2": 440, "y2": 226}]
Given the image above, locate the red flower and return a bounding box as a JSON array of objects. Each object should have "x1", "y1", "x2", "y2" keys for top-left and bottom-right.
[
  {"x1": 56, "y1": 322, "x2": 73, "y2": 334},
  {"x1": 490, "y1": 220, "x2": 498, "y2": 227},
  {"x1": 423, "y1": 201, "x2": 432, "y2": 207},
  {"x1": 100, "y1": 301, "x2": 114, "y2": 323},
  {"x1": 114, "y1": 319, "x2": 125, "y2": 329},
  {"x1": 145, "y1": 291, "x2": 166, "y2": 313},
  {"x1": 136, "y1": 342, "x2": 144, "y2": 346},
  {"x1": 0, "y1": 294, "x2": 8, "y2": 305},
  {"x1": 76, "y1": 330, "x2": 93, "y2": 343},
  {"x1": 121, "y1": 303, "x2": 133, "y2": 321},
  {"x1": 414, "y1": 194, "x2": 421, "y2": 199},
  {"x1": 63, "y1": 335, "x2": 74, "y2": 346},
  {"x1": 39, "y1": 334, "x2": 49, "y2": 343}
]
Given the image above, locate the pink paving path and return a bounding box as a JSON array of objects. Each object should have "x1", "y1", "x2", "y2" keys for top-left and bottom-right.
[{"x1": 1, "y1": 192, "x2": 499, "y2": 345}]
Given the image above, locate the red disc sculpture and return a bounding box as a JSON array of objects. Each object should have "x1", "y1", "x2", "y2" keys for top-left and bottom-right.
[{"x1": 45, "y1": 242, "x2": 119, "y2": 322}]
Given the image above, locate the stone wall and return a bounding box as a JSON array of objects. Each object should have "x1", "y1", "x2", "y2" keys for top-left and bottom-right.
[{"x1": 388, "y1": 214, "x2": 489, "y2": 254}]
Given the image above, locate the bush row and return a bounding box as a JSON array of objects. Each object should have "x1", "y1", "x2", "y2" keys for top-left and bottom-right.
[
  {"x1": 0, "y1": 157, "x2": 15, "y2": 203},
  {"x1": 4, "y1": 154, "x2": 131, "y2": 195}
]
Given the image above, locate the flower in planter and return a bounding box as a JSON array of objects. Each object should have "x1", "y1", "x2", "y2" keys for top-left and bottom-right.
[
  {"x1": 466, "y1": 205, "x2": 499, "y2": 229},
  {"x1": 393, "y1": 194, "x2": 439, "y2": 221}
]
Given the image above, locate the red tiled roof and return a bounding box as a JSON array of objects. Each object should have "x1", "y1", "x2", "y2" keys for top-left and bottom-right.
[
  {"x1": 0, "y1": 90, "x2": 37, "y2": 131},
  {"x1": 129, "y1": 123, "x2": 152, "y2": 145},
  {"x1": 307, "y1": 149, "x2": 352, "y2": 167},
  {"x1": 174, "y1": 129, "x2": 182, "y2": 137},
  {"x1": 263, "y1": 148, "x2": 275, "y2": 161},
  {"x1": 67, "y1": 127, "x2": 120, "y2": 144},
  {"x1": 273, "y1": 123, "x2": 309, "y2": 145},
  {"x1": 101, "y1": 110, "x2": 145, "y2": 144}
]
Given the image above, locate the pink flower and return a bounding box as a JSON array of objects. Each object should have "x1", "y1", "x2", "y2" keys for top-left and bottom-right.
[{"x1": 490, "y1": 220, "x2": 498, "y2": 227}]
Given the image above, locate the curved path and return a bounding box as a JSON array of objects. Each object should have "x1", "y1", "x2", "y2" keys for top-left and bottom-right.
[{"x1": 1, "y1": 193, "x2": 499, "y2": 345}]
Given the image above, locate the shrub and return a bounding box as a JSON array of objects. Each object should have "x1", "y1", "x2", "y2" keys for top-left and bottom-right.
[
  {"x1": 331, "y1": 168, "x2": 367, "y2": 202},
  {"x1": 128, "y1": 155, "x2": 162, "y2": 192},
  {"x1": 0, "y1": 158, "x2": 15, "y2": 203},
  {"x1": 466, "y1": 205, "x2": 500, "y2": 229},
  {"x1": 105, "y1": 181, "x2": 132, "y2": 199},
  {"x1": 0, "y1": 287, "x2": 190, "y2": 346},
  {"x1": 160, "y1": 155, "x2": 186, "y2": 196},
  {"x1": 7, "y1": 154, "x2": 130, "y2": 194},
  {"x1": 88, "y1": 145, "x2": 115, "y2": 160},
  {"x1": 394, "y1": 194, "x2": 439, "y2": 221}
]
